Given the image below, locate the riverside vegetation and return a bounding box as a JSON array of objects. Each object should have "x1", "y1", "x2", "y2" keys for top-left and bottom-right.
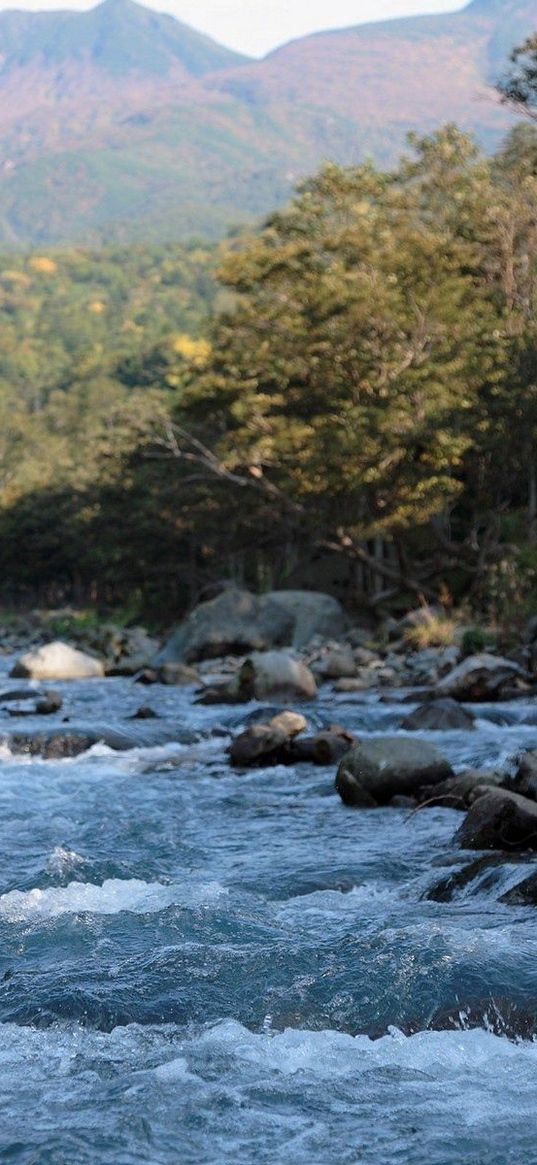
[{"x1": 2, "y1": 117, "x2": 537, "y2": 627}]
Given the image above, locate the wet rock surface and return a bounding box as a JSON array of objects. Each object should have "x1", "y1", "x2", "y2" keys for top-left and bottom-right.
[
  {"x1": 401, "y1": 698, "x2": 475, "y2": 731},
  {"x1": 454, "y1": 788, "x2": 537, "y2": 851},
  {"x1": 336, "y1": 736, "x2": 453, "y2": 807}
]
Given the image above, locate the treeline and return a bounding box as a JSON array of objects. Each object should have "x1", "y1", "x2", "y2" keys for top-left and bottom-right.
[{"x1": 2, "y1": 123, "x2": 537, "y2": 620}]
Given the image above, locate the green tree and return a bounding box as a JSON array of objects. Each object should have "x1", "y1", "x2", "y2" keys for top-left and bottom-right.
[
  {"x1": 498, "y1": 35, "x2": 537, "y2": 120},
  {"x1": 174, "y1": 130, "x2": 503, "y2": 593}
]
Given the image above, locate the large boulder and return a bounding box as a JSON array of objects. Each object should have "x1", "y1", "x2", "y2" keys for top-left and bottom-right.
[
  {"x1": 238, "y1": 651, "x2": 317, "y2": 701},
  {"x1": 154, "y1": 589, "x2": 294, "y2": 664},
  {"x1": 154, "y1": 588, "x2": 348, "y2": 664},
  {"x1": 11, "y1": 641, "x2": 104, "y2": 680},
  {"x1": 336, "y1": 736, "x2": 452, "y2": 807},
  {"x1": 435, "y1": 653, "x2": 526, "y2": 702},
  {"x1": 265, "y1": 591, "x2": 348, "y2": 649},
  {"x1": 454, "y1": 788, "x2": 537, "y2": 850},
  {"x1": 401, "y1": 699, "x2": 475, "y2": 732}
]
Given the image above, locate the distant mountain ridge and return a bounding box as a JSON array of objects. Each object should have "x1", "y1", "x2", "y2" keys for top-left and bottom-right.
[
  {"x1": 0, "y1": 0, "x2": 534, "y2": 248},
  {"x1": 0, "y1": 0, "x2": 248, "y2": 75}
]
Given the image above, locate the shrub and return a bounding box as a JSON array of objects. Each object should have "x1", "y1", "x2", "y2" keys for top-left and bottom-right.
[{"x1": 460, "y1": 626, "x2": 487, "y2": 658}]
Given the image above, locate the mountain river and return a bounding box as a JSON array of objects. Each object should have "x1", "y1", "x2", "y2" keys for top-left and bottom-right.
[{"x1": 1, "y1": 659, "x2": 537, "y2": 1164}]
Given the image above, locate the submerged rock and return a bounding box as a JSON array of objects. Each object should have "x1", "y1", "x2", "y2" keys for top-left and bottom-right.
[
  {"x1": 130, "y1": 705, "x2": 160, "y2": 720},
  {"x1": 455, "y1": 788, "x2": 537, "y2": 851},
  {"x1": 335, "y1": 736, "x2": 452, "y2": 807},
  {"x1": 1, "y1": 688, "x2": 63, "y2": 717},
  {"x1": 0, "y1": 688, "x2": 40, "y2": 703},
  {"x1": 500, "y1": 870, "x2": 537, "y2": 904},
  {"x1": 425, "y1": 853, "x2": 513, "y2": 902},
  {"x1": 7, "y1": 731, "x2": 100, "y2": 759},
  {"x1": 401, "y1": 699, "x2": 475, "y2": 732},
  {"x1": 426, "y1": 997, "x2": 537, "y2": 1040},
  {"x1": 3, "y1": 722, "x2": 198, "y2": 758},
  {"x1": 35, "y1": 690, "x2": 63, "y2": 715},
  {"x1": 11, "y1": 641, "x2": 104, "y2": 681}
]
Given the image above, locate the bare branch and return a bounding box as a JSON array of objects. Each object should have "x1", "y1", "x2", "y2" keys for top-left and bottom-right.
[{"x1": 149, "y1": 420, "x2": 305, "y2": 515}]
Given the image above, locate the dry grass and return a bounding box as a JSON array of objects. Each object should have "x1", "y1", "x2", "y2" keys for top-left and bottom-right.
[{"x1": 403, "y1": 614, "x2": 458, "y2": 650}]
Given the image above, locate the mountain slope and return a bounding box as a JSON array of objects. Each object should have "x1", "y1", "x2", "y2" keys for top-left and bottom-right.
[
  {"x1": 0, "y1": 0, "x2": 248, "y2": 76},
  {"x1": 216, "y1": 0, "x2": 536, "y2": 158},
  {"x1": 0, "y1": 0, "x2": 534, "y2": 247}
]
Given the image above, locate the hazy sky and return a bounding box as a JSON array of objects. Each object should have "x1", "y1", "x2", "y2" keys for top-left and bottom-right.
[{"x1": 0, "y1": 0, "x2": 467, "y2": 56}]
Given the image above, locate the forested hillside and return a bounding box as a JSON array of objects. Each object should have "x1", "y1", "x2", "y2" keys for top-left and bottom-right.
[{"x1": 2, "y1": 122, "x2": 537, "y2": 623}]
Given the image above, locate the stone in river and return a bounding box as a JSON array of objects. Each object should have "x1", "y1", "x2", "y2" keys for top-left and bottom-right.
[
  {"x1": 455, "y1": 788, "x2": 537, "y2": 851},
  {"x1": 153, "y1": 588, "x2": 294, "y2": 664},
  {"x1": 35, "y1": 690, "x2": 63, "y2": 715},
  {"x1": 154, "y1": 587, "x2": 348, "y2": 664},
  {"x1": 335, "y1": 736, "x2": 452, "y2": 807},
  {"x1": 229, "y1": 724, "x2": 290, "y2": 768},
  {"x1": 11, "y1": 641, "x2": 104, "y2": 680},
  {"x1": 401, "y1": 698, "x2": 475, "y2": 731},
  {"x1": 268, "y1": 711, "x2": 308, "y2": 737},
  {"x1": 238, "y1": 651, "x2": 317, "y2": 701},
  {"x1": 434, "y1": 653, "x2": 526, "y2": 702},
  {"x1": 501, "y1": 870, "x2": 537, "y2": 904},
  {"x1": 510, "y1": 750, "x2": 537, "y2": 801},
  {"x1": 417, "y1": 768, "x2": 504, "y2": 810}
]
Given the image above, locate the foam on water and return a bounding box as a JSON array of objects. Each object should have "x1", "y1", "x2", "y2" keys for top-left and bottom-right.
[
  {"x1": 0, "y1": 877, "x2": 228, "y2": 922},
  {"x1": 1, "y1": 1019, "x2": 537, "y2": 1164},
  {"x1": 1, "y1": 659, "x2": 537, "y2": 1162},
  {"x1": 194, "y1": 1017, "x2": 537, "y2": 1075},
  {"x1": 275, "y1": 881, "x2": 400, "y2": 924}
]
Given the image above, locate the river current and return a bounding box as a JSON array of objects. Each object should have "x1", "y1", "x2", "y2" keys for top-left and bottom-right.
[{"x1": 1, "y1": 660, "x2": 537, "y2": 1164}]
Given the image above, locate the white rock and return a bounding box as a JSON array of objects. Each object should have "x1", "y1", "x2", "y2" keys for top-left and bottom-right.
[{"x1": 11, "y1": 641, "x2": 105, "y2": 680}]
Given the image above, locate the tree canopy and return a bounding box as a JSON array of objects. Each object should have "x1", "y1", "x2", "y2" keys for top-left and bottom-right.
[{"x1": 2, "y1": 124, "x2": 537, "y2": 616}]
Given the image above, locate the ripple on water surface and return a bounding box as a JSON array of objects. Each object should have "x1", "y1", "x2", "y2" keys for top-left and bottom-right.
[
  {"x1": 1, "y1": 1020, "x2": 537, "y2": 1165},
  {"x1": 0, "y1": 663, "x2": 537, "y2": 1162}
]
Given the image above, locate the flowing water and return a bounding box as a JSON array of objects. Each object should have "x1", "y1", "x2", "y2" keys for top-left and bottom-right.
[{"x1": 1, "y1": 662, "x2": 537, "y2": 1164}]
